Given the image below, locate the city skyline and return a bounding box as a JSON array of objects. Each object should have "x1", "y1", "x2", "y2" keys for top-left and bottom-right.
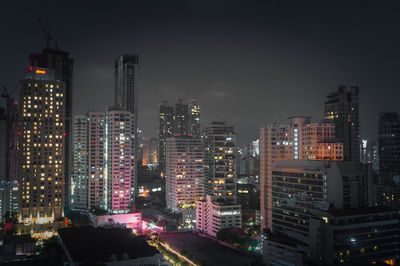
[{"x1": 2, "y1": 1, "x2": 400, "y2": 144}]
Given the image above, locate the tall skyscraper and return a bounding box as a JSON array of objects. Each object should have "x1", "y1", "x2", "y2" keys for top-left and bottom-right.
[
  {"x1": 29, "y1": 48, "x2": 74, "y2": 207},
  {"x1": 188, "y1": 99, "x2": 200, "y2": 137},
  {"x1": 88, "y1": 112, "x2": 105, "y2": 210},
  {"x1": 204, "y1": 121, "x2": 237, "y2": 203},
  {"x1": 165, "y1": 137, "x2": 204, "y2": 221},
  {"x1": 260, "y1": 117, "x2": 344, "y2": 230},
  {"x1": 159, "y1": 100, "x2": 174, "y2": 173},
  {"x1": 105, "y1": 107, "x2": 135, "y2": 213},
  {"x1": 174, "y1": 98, "x2": 189, "y2": 137},
  {"x1": 85, "y1": 108, "x2": 135, "y2": 213},
  {"x1": 114, "y1": 55, "x2": 138, "y2": 116},
  {"x1": 71, "y1": 115, "x2": 89, "y2": 209},
  {"x1": 18, "y1": 66, "x2": 66, "y2": 225},
  {"x1": 114, "y1": 55, "x2": 138, "y2": 202},
  {"x1": 324, "y1": 86, "x2": 360, "y2": 163}
]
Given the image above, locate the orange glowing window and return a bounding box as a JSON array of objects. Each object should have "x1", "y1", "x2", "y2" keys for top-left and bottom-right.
[{"x1": 35, "y1": 69, "x2": 47, "y2": 74}]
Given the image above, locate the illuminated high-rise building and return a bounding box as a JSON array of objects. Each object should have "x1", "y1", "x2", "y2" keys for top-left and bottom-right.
[
  {"x1": 159, "y1": 100, "x2": 174, "y2": 173},
  {"x1": 105, "y1": 108, "x2": 135, "y2": 213},
  {"x1": 86, "y1": 108, "x2": 135, "y2": 213},
  {"x1": 204, "y1": 121, "x2": 237, "y2": 203},
  {"x1": 188, "y1": 99, "x2": 200, "y2": 137},
  {"x1": 115, "y1": 54, "x2": 138, "y2": 204},
  {"x1": 71, "y1": 115, "x2": 89, "y2": 209},
  {"x1": 18, "y1": 66, "x2": 66, "y2": 225},
  {"x1": 174, "y1": 98, "x2": 188, "y2": 137},
  {"x1": 165, "y1": 137, "x2": 204, "y2": 222},
  {"x1": 29, "y1": 48, "x2": 74, "y2": 207},
  {"x1": 324, "y1": 86, "x2": 360, "y2": 163},
  {"x1": 88, "y1": 112, "x2": 105, "y2": 210},
  {"x1": 260, "y1": 117, "x2": 344, "y2": 230}
]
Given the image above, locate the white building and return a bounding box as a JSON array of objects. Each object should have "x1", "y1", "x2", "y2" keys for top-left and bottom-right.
[{"x1": 196, "y1": 195, "x2": 241, "y2": 237}]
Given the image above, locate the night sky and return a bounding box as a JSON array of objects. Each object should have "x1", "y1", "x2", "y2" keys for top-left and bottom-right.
[{"x1": 2, "y1": 1, "x2": 400, "y2": 145}]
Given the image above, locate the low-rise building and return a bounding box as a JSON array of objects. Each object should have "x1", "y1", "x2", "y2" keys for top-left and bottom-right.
[{"x1": 196, "y1": 195, "x2": 242, "y2": 237}]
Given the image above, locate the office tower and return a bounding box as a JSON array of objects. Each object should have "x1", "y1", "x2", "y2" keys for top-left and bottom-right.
[
  {"x1": 174, "y1": 98, "x2": 188, "y2": 136},
  {"x1": 159, "y1": 100, "x2": 174, "y2": 173},
  {"x1": 196, "y1": 195, "x2": 242, "y2": 237},
  {"x1": 375, "y1": 112, "x2": 400, "y2": 209},
  {"x1": 204, "y1": 121, "x2": 237, "y2": 203},
  {"x1": 71, "y1": 115, "x2": 89, "y2": 209},
  {"x1": 324, "y1": 85, "x2": 360, "y2": 162},
  {"x1": 270, "y1": 160, "x2": 363, "y2": 256},
  {"x1": 18, "y1": 66, "x2": 65, "y2": 225},
  {"x1": 105, "y1": 108, "x2": 135, "y2": 213},
  {"x1": 88, "y1": 112, "x2": 105, "y2": 210},
  {"x1": 260, "y1": 117, "x2": 343, "y2": 230},
  {"x1": 165, "y1": 137, "x2": 204, "y2": 223},
  {"x1": 29, "y1": 48, "x2": 74, "y2": 207},
  {"x1": 188, "y1": 99, "x2": 200, "y2": 137},
  {"x1": 115, "y1": 54, "x2": 138, "y2": 204}
]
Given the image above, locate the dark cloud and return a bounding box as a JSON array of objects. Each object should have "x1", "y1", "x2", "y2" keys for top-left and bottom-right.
[{"x1": 2, "y1": 0, "x2": 400, "y2": 144}]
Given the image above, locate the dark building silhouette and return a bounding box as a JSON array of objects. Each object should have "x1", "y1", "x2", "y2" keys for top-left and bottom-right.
[{"x1": 324, "y1": 86, "x2": 360, "y2": 163}]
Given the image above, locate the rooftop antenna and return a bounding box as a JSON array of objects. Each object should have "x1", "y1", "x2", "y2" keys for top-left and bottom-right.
[{"x1": 37, "y1": 18, "x2": 53, "y2": 49}]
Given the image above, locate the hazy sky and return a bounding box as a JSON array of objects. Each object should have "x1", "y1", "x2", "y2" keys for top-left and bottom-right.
[{"x1": 2, "y1": 0, "x2": 400, "y2": 145}]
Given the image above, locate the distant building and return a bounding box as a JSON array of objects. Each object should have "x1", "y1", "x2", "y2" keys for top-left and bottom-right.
[
  {"x1": 165, "y1": 137, "x2": 204, "y2": 223},
  {"x1": 58, "y1": 227, "x2": 164, "y2": 265},
  {"x1": 141, "y1": 137, "x2": 158, "y2": 168},
  {"x1": 196, "y1": 195, "x2": 241, "y2": 237},
  {"x1": 188, "y1": 99, "x2": 200, "y2": 137},
  {"x1": 204, "y1": 121, "x2": 237, "y2": 203},
  {"x1": 174, "y1": 98, "x2": 189, "y2": 137},
  {"x1": 324, "y1": 86, "x2": 360, "y2": 163},
  {"x1": 309, "y1": 207, "x2": 399, "y2": 265},
  {"x1": 159, "y1": 100, "x2": 174, "y2": 173},
  {"x1": 260, "y1": 116, "x2": 344, "y2": 230}
]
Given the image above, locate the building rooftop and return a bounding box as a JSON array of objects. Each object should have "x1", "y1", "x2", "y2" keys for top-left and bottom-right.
[{"x1": 58, "y1": 227, "x2": 159, "y2": 263}]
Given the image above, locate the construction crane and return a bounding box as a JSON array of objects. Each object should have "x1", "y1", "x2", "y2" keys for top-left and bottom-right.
[{"x1": 37, "y1": 18, "x2": 53, "y2": 49}]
